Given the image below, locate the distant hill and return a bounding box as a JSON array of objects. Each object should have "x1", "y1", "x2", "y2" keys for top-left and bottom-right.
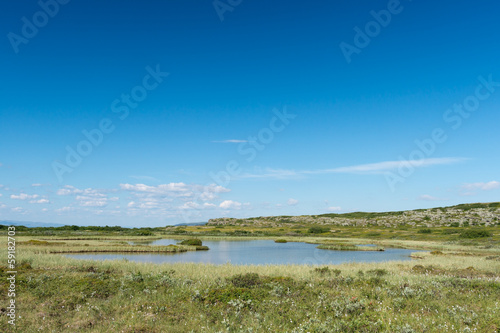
[
  {"x1": 0, "y1": 220, "x2": 208, "y2": 228},
  {"x1": 0, "y1": 220, "x2": 65, "y2": 228},
  {"x1": 208, "y1": 202, "x2": 500, "y2": 228}
]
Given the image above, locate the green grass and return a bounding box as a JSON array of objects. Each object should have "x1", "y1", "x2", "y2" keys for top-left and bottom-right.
[
  {"x1": 1, "y1": 227, "x2": 499, "y2": 332},
  {"x1": 165, "y1": 223, "x2": 499, "y2": 245},
  {"x1": 179, "y1": 238, "x2": 203, "y2": 246},
  {"x1": 10, "y1": 236, "x2": 208, "y2": 254},
  {"x1": 1, "y1": 247, "x2": 499, "y2": 332},
  {"x1": 317, "y1": 244, "x2": 385, "y2": 251},
  {"x1": 459, "y1": 229, "x2": 493, "y2": 238}
]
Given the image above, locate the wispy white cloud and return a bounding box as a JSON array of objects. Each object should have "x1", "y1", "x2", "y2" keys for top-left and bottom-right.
[
  {"x1": 120, "y1": 183, "x2": 230, "y2": 200},
  {"x1": 239, "y1": 158, "x2": 465, "y2": 179},
  {"x1": 76, "y1": 196, "x2": 108, "y2": 207},
  {"x1": 121, "y1": 183, "x2": 184, "y2": 195},
  {"x1": 10, "y1": 192, "x2": 49, "y2": 203},
  {"x1": 31, "y1": 183, "x2": 50, "y2": 187},
  {"x1": 57, "y1": 185, "x2": 84, "y2": 195},
  {"x1": 56, "y1": 206, "x2": 74, "y2": 213},
  {"x1": 11, "y1": 193, "x2": 39, "y2": 200},
  {"x1": 287, "y1": 198, "x2": 299, "y2": 206},
  {"x1": 56, "y1": 185, "x2": 109, "y2": 196},
  {"x1": 418, "y1": 194, "x2": 447, "y2": 201},
  {"x1": 219, "y1": 200, "x2": 242, "y2": 210},
  {"x1": 56, "y1": 185, "x2": 111, "y2": 208},
  {"x1": 3, "y1": 181, "x2": 238, "y2": 220},
  {"x1": 30, "y1": 198, "x2": 50, "y2": 204},
  {"x1": 212, "y1": 139, "x2": 248, "y2": 143},
  {"x1": 461, "y1": 181, "x2": 500, "y2": 191},
  {"x1": 126, "y1": 197, "x2": 163, "y2": 209},
  {"x1": 240, "y1": 168, "x2": 301, "y2": 179},
  {"x1": 319, "y1": 158, "x2": 465, "y2": 174},
  {"x1": 179, "y1": 201, "x2": 200, "y2": 210},
  {"x1": 121, "y1": 183, "x2": 232, "y2": 215},
  {"x1": 179, "y1": 202, "x2": 217, "y2": 210},
  {"x1": 327, "y1": 206, "x2": 342, "y2": 212},
  {"x1": 203, "y1": 203, "x2": 217, "y2": 209}
]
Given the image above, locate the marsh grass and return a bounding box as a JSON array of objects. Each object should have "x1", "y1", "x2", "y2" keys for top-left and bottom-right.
[
  {"x1": 179, "y1": 238, "x2": 203, "y2": 246},
  {"x1": 45, "y1": 244, "x2": 189, "y2": 253},
  {"x1": 316, "y1": 244, "x2": 385, "y2": 251},
  {"x1": 11, "y1": 236, "x2": 206, "y2": 254},
  {"x1": 0, "y1": 233, "x2": 499, "y2": 332}
]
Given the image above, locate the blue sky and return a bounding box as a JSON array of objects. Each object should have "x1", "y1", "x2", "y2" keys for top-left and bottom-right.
[{"x1": 1, "y1": 0, "x2": 499, "y2": 227}]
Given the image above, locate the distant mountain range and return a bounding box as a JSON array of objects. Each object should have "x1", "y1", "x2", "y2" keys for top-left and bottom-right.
[
  {"x1": 0, "y1": 220, "x2": 65, "y2": 228},
  {"x1": 0, "y1": 220, "x2": 208, "y2": 228},
  {"x1": 6, "y1": 202, "x2": 498, "y2": 229}
]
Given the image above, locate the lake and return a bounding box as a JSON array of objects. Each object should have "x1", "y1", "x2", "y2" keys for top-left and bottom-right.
[{"x1": 67, "y1": 239, "x2": 420, "y2": 265}]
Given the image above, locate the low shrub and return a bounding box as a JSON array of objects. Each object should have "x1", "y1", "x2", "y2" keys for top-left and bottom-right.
[
  {"x1": 180, "y1": 239, "x2": 202, "y2": 246},
  {"x1": 228, "y1": 273, "x2": 262, "y2": 288},
  {"x1": 202, "y1": 287, "x2": 260, "y2": 305},
  {"x1": 367, "y1": 268, "x2": 388, "y2": 277},
  {"x1": 459, "y1": 229, "x2": 492, "y2": 238},
  {"x1": 411, "y1": 265, "x2": 442, "y2": 274},
  {"x1": 134, "y1": 230, "x2": 153, "y2": 236},
  {"x1": 312, "y1": 267, "x2": 342, "y2": 276},
  {"x1": 307, "y1": 226, "x2": 330, "y2": 234},
  {"x1": 313, "y1": 266, "x2": 330, "y2": 275}
]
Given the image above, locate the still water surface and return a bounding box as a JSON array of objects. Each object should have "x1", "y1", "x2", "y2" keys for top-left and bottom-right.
[{"x1": 67, "y1": 239, "x2": 420, "y2": 265}]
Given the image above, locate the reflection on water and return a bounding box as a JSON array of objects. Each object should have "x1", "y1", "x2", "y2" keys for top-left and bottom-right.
[{"x1": 67, "y1": 239, "x2": 421, "y2": 265}]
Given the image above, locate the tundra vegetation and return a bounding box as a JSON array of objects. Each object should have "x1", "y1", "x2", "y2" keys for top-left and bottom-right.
[{"x1": 0, "y1": 202, "x2": 499, "y2": 332}]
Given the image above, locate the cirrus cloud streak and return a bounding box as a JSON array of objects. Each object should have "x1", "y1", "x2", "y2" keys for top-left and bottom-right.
[{"x1": 239, "y1": 157, "x2": 466, "y2": 179}]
